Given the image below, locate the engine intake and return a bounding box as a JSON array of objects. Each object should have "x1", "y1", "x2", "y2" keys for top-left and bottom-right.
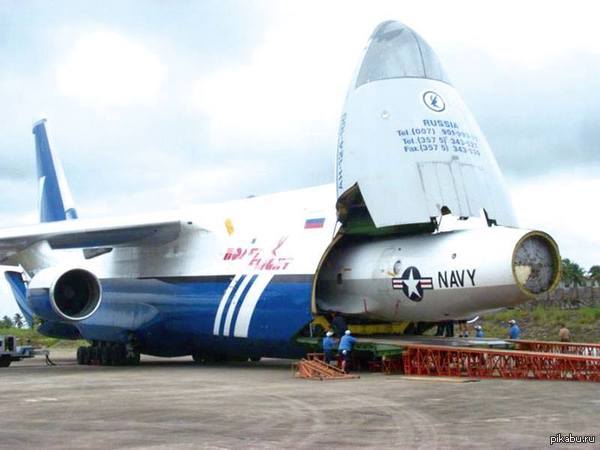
[
  {"x1": 28, "y1": 267, "x2": 102, "y2": 322},
  {"x1": 512, "y1": 231, "x2": 560, "y2": 296}
]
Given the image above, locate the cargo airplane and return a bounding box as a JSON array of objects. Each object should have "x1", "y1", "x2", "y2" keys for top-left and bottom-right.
[{"x1": 0, "y1": 21, "x2": 560, "y2": 367}]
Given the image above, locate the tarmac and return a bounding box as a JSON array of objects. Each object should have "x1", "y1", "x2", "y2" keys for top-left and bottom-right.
[{"x1": 0, "y1": 349, "x2": 598, "y2": 449}]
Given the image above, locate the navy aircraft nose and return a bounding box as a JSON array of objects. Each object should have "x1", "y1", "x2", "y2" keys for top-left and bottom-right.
[{"x1": 355, "y1": 21, "x2": 450, "y2": 88}]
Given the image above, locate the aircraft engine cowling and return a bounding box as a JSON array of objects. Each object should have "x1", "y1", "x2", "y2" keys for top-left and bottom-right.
[{"x1": 28, "y1": 267, "x2": 102, "y2": 322}]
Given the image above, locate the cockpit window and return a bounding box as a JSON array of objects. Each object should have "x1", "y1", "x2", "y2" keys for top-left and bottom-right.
[{"x1": 356, "y1": 21, "x2": 451, "y2": 88}]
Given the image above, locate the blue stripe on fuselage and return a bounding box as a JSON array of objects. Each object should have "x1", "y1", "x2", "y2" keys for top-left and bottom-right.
[
  {"x1": 58, "y1": 274, "x2": 314, "y2": 358},
  {"x1": 226, "y1": 274, "x2": 257, "y2": 336},
  {"x1": 217, "y1": 274, "x2": 247, "y2": 336}
]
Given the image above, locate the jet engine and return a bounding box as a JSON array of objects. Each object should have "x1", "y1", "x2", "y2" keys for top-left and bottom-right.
[
  {"x1": 316, "y1": 227, "x2": 560, "y2": 322},
  {"x1": 28, "y1": 267, "x2": 102, "y2": 322}
]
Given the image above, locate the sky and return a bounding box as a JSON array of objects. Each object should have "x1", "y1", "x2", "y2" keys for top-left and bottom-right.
[{"x1": 0, "y1": 0, "x2": 599, "y2": 316}]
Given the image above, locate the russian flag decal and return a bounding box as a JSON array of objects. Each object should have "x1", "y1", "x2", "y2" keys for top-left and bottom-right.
[{"x1": 304, "y1": 218, "x2": 325, "y2": 229}]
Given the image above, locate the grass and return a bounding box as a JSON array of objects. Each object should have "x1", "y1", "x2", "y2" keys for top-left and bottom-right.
[
  {"x1": 0, "y1": 327, "x2": 86, "y2": 348},
  {"x1": 468, "y1": 306, "x2": 600, "y2": 342}
]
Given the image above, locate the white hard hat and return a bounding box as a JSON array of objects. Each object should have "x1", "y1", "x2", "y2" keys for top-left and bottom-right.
[
  {"x1": 475, "y1": 325, "x2": 482, "y2": 329},
  {"x1": 326, "y1": 331, "x2": 334, "y2": 336},
  {"x1": 345, "y1": 330, "x2": 352, "y2": 335},
  {"x1": 509, "y1": 319, "x2": 516, "y2": 324}
]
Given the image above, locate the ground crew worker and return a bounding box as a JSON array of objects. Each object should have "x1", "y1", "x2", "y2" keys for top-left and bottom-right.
[
  {"x1": 474, "y1": 325, "x2": 484, "y2": 338},
  {"x1": 338, "y1": 329, "x2": 357, "y2": 372},
  {"x1": 558, "y1": 324, "x2": 571, "y2": 342},
  {"x1": 435, "y1": 322, "x2": 445, "y2": 336},
  {"x1": 444, "y1": 320, "x2": 454, "y2": 337},
  {"x1": 458, "y1": 320, "x2": 468, "y2": 338},
  {"x1": 322, "y1": 331, "x2": 336, "y2": 364},
  {"x1": 508, "y1": 320, "x2": 521, "y2": 339}
]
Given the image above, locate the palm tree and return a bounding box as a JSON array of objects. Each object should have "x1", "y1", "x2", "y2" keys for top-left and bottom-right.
[
  {"x1": 588, "y1": 265, "x2": 600, "y2": 302},
  {"x1": 588, "y1": 266, "x2": 600, "y2": 285},
  {"x1": 12, "y1": 313, "x2": 23, "y2": 329},
  {"x1": 561, "y1": 259, "x2": 586, "y2": 304},
  {"x1": 1, "y1": 315, "x2": 13, "y2": 328}
]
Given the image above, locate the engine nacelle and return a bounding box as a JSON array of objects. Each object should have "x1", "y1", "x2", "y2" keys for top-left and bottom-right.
[
  {"x1": 28, "y1": 267, "x2": 102, "y2": 322},
  {"x1": 316, "y1": 227, "x2": 560, "y2": 322}
]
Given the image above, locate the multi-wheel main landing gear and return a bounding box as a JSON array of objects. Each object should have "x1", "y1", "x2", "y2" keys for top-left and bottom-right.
[{"x1": 76, "y1": 342, "x2": 140, "y2": 366}]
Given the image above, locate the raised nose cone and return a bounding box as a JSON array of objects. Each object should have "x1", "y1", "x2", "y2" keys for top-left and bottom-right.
[
  {"x1": 355, "y1": 21, "x2": 450, "y2": 88},
  {"x1": 337, "y1": 20, "x2": 518, "y2": 230}
]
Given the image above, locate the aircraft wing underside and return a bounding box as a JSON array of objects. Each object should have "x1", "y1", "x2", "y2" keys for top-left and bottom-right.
[{"x1": 0, "y1": 217, "x2": 185, "y2": 263}]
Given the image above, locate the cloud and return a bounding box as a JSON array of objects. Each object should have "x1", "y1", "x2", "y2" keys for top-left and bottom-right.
[
  {"x1": 56, "y1": 30, "x2": 166, "y2": 107},
  {"x1": 509, "y1": 167, "x2": 600, "y2": 269},
  {"x1": 0, "y1": 0, "x2": 598, "y2": 282},
  {"x1": 190, "y1": 4, "x2": 373, "y2": 141}
]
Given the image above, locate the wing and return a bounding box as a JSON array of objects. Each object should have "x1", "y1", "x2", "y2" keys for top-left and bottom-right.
[{"x1": 0, "y1": 215, "x2": 187, "y2": 263}]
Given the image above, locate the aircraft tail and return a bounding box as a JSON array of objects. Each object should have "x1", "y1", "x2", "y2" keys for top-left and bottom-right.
[{"x1": 32, "y1": 119, "x2": 78, "y2": 223}]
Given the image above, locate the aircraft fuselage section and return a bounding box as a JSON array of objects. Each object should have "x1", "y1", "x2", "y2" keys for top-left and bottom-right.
[
  {"x1": 46, "y1": 185, "x2": 338, "y2": 357},
  {"x1": 315, "y1": 227, "x2": 559, "y2": 322}
]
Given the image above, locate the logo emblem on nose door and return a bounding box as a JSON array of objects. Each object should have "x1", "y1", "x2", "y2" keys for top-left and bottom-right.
[
  {"x1": 392, "y1": 266, "x2": 434, "y2": 302},
  {"x1": 423, "y1": 91, "x2": 445, "y2": 112}
]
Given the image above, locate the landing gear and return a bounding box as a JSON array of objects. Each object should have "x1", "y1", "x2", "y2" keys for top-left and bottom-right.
[
  {"x1": 76, "y1": 342, "x2": 140, "y2": 366},
  {"x1": 76, "y1": 346, "x2": 86, "y2": 365},
  {"x1": 81, "y1": 347, "x2": 90, "y2": 365},
  {"x1": 100, "y1": 346, "x2": 112, "y2": 365},
  {"x1": 127, "y1": 351, "x2": 140, "y2": 365}
]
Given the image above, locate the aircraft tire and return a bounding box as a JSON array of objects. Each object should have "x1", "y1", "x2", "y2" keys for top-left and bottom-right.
[
  {"x1": 127, "y1": 352, "x2": 140, "y2": 365},
  {"x1": 88, "y1": 347, "x2": 97, "y2": 364},
  {"x1": 76, "y1": 347, "x2": 85, "y2": 365},
  {"x1": 100, "y1": 347, "x2": 112, "y2": 366},
  {"x1": 82, "y1": 347, "x2": 91, "y2": 365},
  {"x1": 111, "y1": 345, "x2": 125, "y2": 365},
  {"x1": 0, "y1": 356, "x2": 11, "y2": 367}
]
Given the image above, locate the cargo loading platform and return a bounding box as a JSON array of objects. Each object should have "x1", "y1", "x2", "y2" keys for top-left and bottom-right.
[{"x1": 296, "y1": 336, "x2": 600, "y2": 382}]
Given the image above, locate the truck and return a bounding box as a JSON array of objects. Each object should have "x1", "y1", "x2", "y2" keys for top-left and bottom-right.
[{"x1": 0, "y1": 335, "x2": 35, "y2": 367}]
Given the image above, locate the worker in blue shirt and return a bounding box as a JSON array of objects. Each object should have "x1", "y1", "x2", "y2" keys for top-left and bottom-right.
[
  {"x1": 508, "y1": 320, "x2": 521, "y2": 339},
  {"x1": 322, "y1": 331, "x2": 336, "y2": 365},
  {"x1": 338, "y1": 329, "x2": 357, "y2": 372},
  {"x1": 475, "y1": 325, "x2": 484, "y2": 338}
]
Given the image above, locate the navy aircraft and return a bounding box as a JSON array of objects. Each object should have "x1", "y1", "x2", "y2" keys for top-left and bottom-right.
[{"x1": 0, "y1": 21, "x2": 560, "y2": 366}]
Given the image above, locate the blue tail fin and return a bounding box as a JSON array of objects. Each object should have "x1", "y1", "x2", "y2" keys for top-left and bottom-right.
[
  {"x1": 4, "y1": 271, "x2": 33, "y2": 327},
  {"x1": 32, "y1": 119, "x2": 78, "y2": 223}
]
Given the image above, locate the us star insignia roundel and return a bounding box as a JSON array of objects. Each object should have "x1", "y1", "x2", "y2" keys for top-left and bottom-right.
[{"x1": 391, "y1": 266, "x2": 433, "y2": 302}]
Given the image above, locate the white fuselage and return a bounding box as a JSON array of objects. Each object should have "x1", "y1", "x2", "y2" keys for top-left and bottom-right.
[{"x1": 315, "y1": 226, "x2": 554, "y2": 322}]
